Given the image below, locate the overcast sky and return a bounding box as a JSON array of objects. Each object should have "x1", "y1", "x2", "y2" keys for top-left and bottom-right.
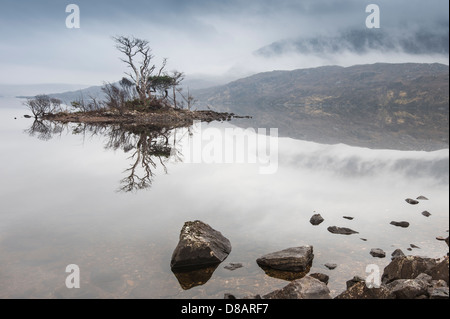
[{"x1": 0, "y1": 0, "x2": 448, "y2": 86}]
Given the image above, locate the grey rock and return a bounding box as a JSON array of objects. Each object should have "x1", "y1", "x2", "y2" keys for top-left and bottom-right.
[
  {"x1": 224, "y1": 263, "x2": 243, "y2": 271},
  {"x1": 429, "y1": 287, "x2": 449, "y2": 299},
  {"x1": 346, "y1": 276, "x2": 366, "y2": 289},
  {"x1": 170, "y1": 220, "x2": 232, "y2": 270},
  {"x1": 324, "y1": 263, "x2": 337, "y2": 270},
  {"x1": 416, "y1": 196, "x2": 429, "y2": 200},
  {"x1": 410, "y1": 244, "x2": 420, "y2": 249},
  {"x1": 310, "y1": 214, "x2": 324, "y2": 226},
  {"x1": 256, "y1": 246, "x2": 314, "y2": 272},
  {"x1": 405, "y1": 198, "x2": 419, "y2": 205},
  {"x1": 327, "y1": 226, "x2": 359, "y2": 235},
  {"x1": 415, "y1": 273, "x2": 433, "y2": 284},
  {"x1": 335, "y1": 282, "x2": 393, "y2": 299},
  {"x1": 382, "y1": 256, "x2": 438, "y2": 284},
  {"x1": 263, "y1": 276, "x2": 331, "y2": 299},
  {"x1": 387, "y1": 279, "x2": 428, "y2": 299},
  {"x1": 428, "y1": 258, "x2": 449, "y2": 285},
  {"x1": 390, "y1": 221, "x2": 410, "y2": 228},
  {"x1": 422, "y1": 211, "x2": 432, "y2": 217},
  {"x1": 310, "y1": 273, "x2": 329, "y2": 285},
  {"x1": 370, "y1": 248, "x2": 386, "y2": 258},
  {"x1": 391, "y1": 249, "x2": 406, "y2": 260}
]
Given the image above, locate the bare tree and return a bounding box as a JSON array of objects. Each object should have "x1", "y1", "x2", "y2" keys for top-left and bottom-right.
[
  {"x1": 25, "y1": 95, "x2": 62, "y2": 118},
  {"x1": 113, "y1": 35, "x2": 167, "y2": 102}
]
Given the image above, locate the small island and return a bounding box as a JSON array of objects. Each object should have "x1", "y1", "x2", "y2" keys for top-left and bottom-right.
[{"x1": 24, "y1": 36, "x2": 247, "y2": 128}]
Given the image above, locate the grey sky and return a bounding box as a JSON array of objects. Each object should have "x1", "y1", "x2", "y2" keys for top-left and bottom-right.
[{"x1": 0, "y1": 0, "x2": 448, "y2": 85}]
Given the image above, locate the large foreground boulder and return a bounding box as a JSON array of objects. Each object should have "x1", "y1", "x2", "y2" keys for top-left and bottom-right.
[
  {"x1": 170, "y1": 221, "x2": 232, "y2": 270},
  {"x1": 263, "y1": 276, "x2": 331, "y2": 299},
  {"x1": 256, "y1": 246, "x2": 314, "y2": 272}
]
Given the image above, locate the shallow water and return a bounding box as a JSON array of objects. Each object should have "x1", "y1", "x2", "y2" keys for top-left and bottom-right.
[{"x1": 0, "y1": 97, "x2": 448, "y2": 298}]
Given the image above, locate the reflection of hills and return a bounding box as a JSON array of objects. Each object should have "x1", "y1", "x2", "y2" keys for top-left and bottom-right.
[
  {"x1": 195, "y1": 63, "x2": 449, "y2": 151},
  {"x1": 26, "y1": 120, "x2": 189, "y2": 192}
]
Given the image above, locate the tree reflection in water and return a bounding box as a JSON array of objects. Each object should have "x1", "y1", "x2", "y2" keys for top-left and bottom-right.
[{"x1": 26, "y1": 120, "x2": 189, "y2": 192}]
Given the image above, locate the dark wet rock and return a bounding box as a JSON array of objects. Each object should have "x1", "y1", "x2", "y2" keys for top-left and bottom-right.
[
  {"x1": 324, "y1": 263, "x2": 337, "y2": 270},
  {"x1": 327, "y1": 226, "x2": 359, "y2": 235},
  {"x1": 335, "y1": 282, "x2": 393, "y2": 299},
  {"x1": 390, "y1": 221, "x2": 410, "y2": 228},
  {"x1": 391, "y1": 249, "x2": 406, "y2": 260},
  {"x1": 360, "y1": 238, "x2": 368, "y2": 241},
  {"x1": 428, "y1": 258, "x2": 449, "y2": 285},
  {"x1": 170, "y1": 220, "x2": 232, "y2": 271},
  {"x1": 422, "y1": 211, "x2": 432, "y2": 217},
  {"x1": 224, "y1": 293, "x2": 237, "y2": 299},
  {"x1": 259, "y1": 266, "x2": 310, "y2": 281},
  {"x1": 224, "y1": 263, "x2": 243, "y2": 271},
  {"x1": 172, "y1": 264, "x2": 219, "y2": 290},
  {"x1": 387, "y1": 279, "x2": 428, "y2": 299},
  {"x1": 309, "y1": 214, "x2": 324, "y2": 226},
  {"x1": 416, "y1": 196, "x2": 429, "y2": 200},
  {"x1": 256, "y1": 246, "x2": 314, "y2": 272},
  {"x1": 429, "y1": 287, "x2": 449, "y2": 299},
  {"x1": 343, "y1": 216, "x2": 354, "y2": 220},
  {"x1": 410, "y1": 244, "x2": 420, "y2": 249},
  {"x1": 346, "y1": 276, "x2": 366, "y2": 289},
  {"x1": 405, "y1": 198, "x2": 419, "y2": 205},
  {"x1": 407, "y1": 248, "x2": 413, "y2": 251},
  {"x1": 263, "y1": 276, "x2": 331, "y2": 299},
  {"x1": 23, "y1": 114, "x2": 32, "y2": 118},
  {"x1": 370, "y1": 248, "x2": 386, "y2": 258},
  {"x1": 436, "y1": 236, "x2": 446, "y2": 241},
  {"x1": 310, "y1": 273, "x2": 329, "y2": 285},
  {"x1": 381, "y1": 256, "x2": 438, "y2": 284}
]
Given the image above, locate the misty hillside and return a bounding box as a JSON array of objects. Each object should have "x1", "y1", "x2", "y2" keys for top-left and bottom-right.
[{"x1": 194, "y1": 63, "x2": 449, "y2": 151}]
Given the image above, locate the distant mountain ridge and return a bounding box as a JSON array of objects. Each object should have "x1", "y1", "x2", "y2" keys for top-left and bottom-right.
[{"x1": 194, "y1": 63, "x2": 449, "y2": 151}]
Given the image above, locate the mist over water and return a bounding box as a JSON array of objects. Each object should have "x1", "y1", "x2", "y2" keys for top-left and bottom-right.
[{"x1": 0, "y1": 98, "x2": 448, "y2": 298}]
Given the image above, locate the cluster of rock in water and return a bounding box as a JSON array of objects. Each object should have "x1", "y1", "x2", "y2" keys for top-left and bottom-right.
[{"x1": 170, "y1": 195, "x2": 449, "y2": 299}]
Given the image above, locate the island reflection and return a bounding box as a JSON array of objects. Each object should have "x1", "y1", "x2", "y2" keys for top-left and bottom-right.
[{"x1": 26, "y1": 119, "x2": 189, "y2": 192}]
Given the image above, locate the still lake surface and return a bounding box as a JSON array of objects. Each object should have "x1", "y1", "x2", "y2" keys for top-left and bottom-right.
[{"x1": 0, "y1": 97, "x2": 448, "y2": 298}]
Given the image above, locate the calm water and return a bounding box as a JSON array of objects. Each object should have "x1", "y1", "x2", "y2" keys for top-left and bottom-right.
[{"x1": 0, "y1": 97, "x2": 448, "y2": 298}]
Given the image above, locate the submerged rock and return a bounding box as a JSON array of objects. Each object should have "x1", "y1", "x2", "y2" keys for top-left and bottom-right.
[
  {"x1": 405, "y1": 198, "x2": 420, "y2": 205},
  {"x1": 263, "y1": 276, "x2": 331, "y2": 299},
  {"x1": 370, "y1": 248, "x2": 386, "y2": 258},
  {"x1": 256, "y1": 246, "x2": 314, "y2": 272},
  {"x1": 309, "y1": 214, "x2": 324, "y2": 226},
  {"x1": 327, "y1": 226, "x2": 359, "y2": 235},
  {"x1": 170, "y1": 220, "x2": 232, "y2": 271},
  {"x1": 390, "y1": 221, "x2": 410, "y2": 228}
]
